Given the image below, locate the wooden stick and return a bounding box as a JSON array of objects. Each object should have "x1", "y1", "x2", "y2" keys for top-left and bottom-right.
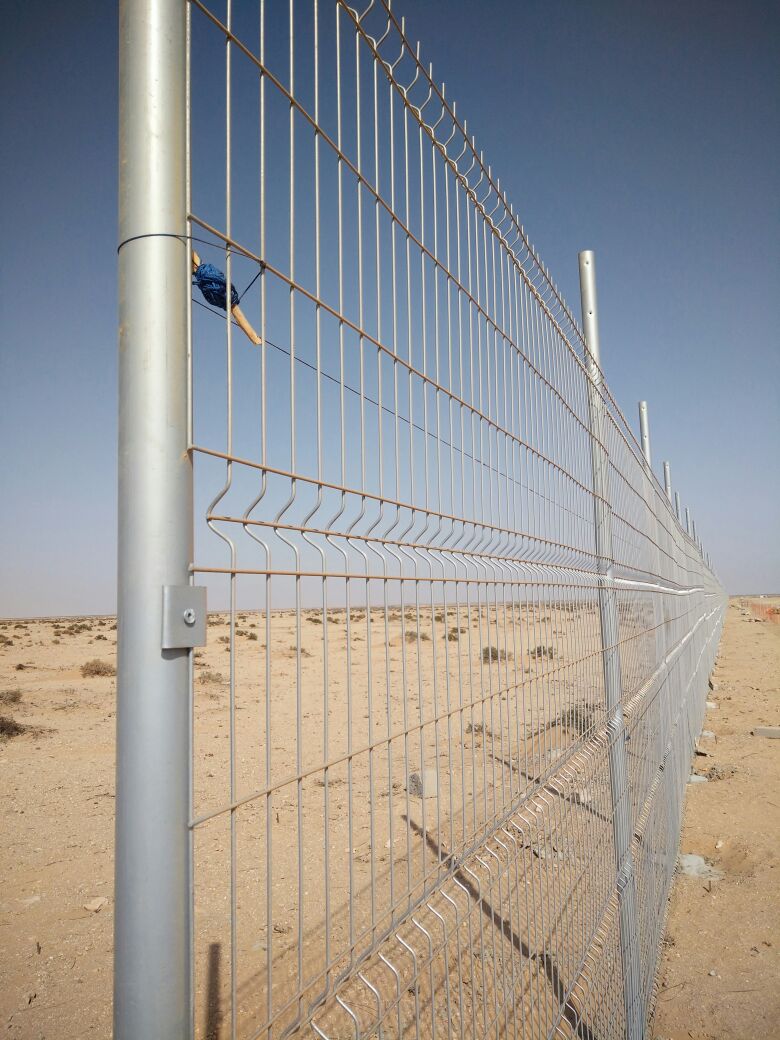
[{"x1": 192, "y1": 250, "x2": 262, "y2": 346}]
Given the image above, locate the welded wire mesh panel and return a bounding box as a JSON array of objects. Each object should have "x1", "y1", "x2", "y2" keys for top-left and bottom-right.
[{"x1": 184, "y1": 2, "x2": 726, "y2": 1037}]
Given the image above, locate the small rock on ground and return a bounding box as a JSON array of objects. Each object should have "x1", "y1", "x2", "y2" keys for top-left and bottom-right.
[
  {"x1": 678, "y1": 853, "x2": 724, "y2": 881},
  {"x1": 407, "y1": 768, "x2": 438, "y2": 798},
  {"x1": 752, "y1": 726, "x2": 780, "y2": 739}
]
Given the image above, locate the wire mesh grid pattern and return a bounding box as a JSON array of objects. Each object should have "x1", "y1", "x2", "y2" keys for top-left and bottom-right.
[{"x1": 175, "y1": 2, "x2": 727, "y2": 1037}]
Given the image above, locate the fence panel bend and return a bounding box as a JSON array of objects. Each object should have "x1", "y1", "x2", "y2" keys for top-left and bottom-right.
[{"x1": 116, "y1": 2, "x2": 727, "y2": 1038}]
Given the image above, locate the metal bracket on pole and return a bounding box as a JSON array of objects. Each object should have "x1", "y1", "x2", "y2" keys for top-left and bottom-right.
[
  {"x1": 162, "y1": 586, "x2": 208, "y2": 649},
  {"x1": 579, "y1": 250, "x2": 643, "y2": 1040}
]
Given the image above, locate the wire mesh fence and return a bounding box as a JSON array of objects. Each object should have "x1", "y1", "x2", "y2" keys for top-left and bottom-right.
[{"x1": 116, "y1": 1, "x2": 726, "y2": 1037}]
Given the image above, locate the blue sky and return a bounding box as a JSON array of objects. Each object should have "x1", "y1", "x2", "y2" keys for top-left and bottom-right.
[{"x1": 1, "y1": 0, "x2": 778, "y2": 616}]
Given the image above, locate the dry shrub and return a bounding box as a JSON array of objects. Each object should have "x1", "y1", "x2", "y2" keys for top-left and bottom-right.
[
  {"x1": 530, "y1": 644, "x2": 555, "y2": 659},
  {"x1": 561, "y1": 704, "x2": 594, "y2": 736},
  {"x1": 0, "y1": 715, "x2": 26, "y2": 739},
  {"x1": 405, "y1": 630, "x2": 431, "y2": 643},
  {"x1": 199, "y1": 670, "x2": 224, "y2": 684},
  {"x1": 289, "y1": 645, "x2": 313, "y2": 658},
  {"x1": 65, "y1": 623, "x2": 91, "y2": 635},
  {"x1": 482, "y1": 645, "x2": 508, "y2": 663},
  {"x1": 81, "y1": 658, "x2": 116, "y2": 678},
  {"x1": 0, "y1": 689, "x2": 22, "y2": 706}
]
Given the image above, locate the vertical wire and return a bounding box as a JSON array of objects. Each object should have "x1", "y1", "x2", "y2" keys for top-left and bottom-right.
[
  {"x1": 257, "y1": 0, "x2": 274, "y2": 1022},
  {"x1": 403, "y1": 76, "x2": 416, "y2": 915},
  {"x1": 312, "y1": 0, "x2": 331, "y2": 995},
  {"x1": 223, "y1": 5, "x2": 238, "y2": 1035},
  {"x1": 374, "y1": 20, "x2": 393, "y2": 931},
  {"x1": 184, "y1": 5, "x2": 195, "y2": 1033}
]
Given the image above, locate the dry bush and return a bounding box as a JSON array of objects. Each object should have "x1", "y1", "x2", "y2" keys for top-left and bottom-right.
[
  {"x1": 405, "y1": 630, "x2": 431, "y2": 643},
  {"x1": 81, "y1": 658, "x2": 116, "y2": 678},
  {"x1": 247, "y1": 632, "x2": 258, "y2": 641},
  {"x1": 289, "y1": 645, "x2": 313, "y2": 658},
  {"x1": 65, "y1": 623, "x2": 92, "y2": 635},
  {"x1": 482, "y1": 645, "x2": 508, "y2": 663},
  {"x1": 561, "y1": 704, "x2": 594, "y2": 736},
  {"x1": 199, "y1": 670, "x2": 224, "y2": 684},
  {"x1": 0, "y1": 715, "x2": 26, "y2": 739},
  {"x1": 529, "y1": 644, "x2": 555, "y2": 659},
  {"x1": 0, "y1": 688, "x2": 22, "y2": 706}
]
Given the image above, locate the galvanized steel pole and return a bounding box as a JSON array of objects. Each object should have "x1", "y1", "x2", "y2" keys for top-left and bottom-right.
[
  {"x1": 685, "y1": 507, "x2": 691, "y2": 536},
  {"x1": 638, "y1": 400, "x2": 652, "y2": 468},
  {"x1": 663, "y1": 461, "x2": 672, "y2": 503},
  {"x1": 115, "y1": 1, "x2": 191, "y2": 1036},
  {"x1": 674, "y1": 491, "x2": 681, "y2": 522},
  {"x1": 578, "y1": 251, "x2": 643, "y2": 1040}
]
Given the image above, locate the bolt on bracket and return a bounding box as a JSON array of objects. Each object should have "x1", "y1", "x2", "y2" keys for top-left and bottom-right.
[{"x1": 161, "y1": 585, "x2": 207, "y2": 649}]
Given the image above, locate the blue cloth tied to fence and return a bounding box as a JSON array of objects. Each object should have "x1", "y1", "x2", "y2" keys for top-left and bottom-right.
[{"x1": 193, "y1": 262, "x2": 239, "y2": 311}]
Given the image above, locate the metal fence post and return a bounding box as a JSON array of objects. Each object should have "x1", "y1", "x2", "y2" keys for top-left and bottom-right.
[
  {"x1": 115, "y1": 1, "x2": 191, "y2": 1037},
  {"x1": 674, "y1": 491, "x2": 681, "y2": 521},
  {"x1": 638, "y1": 401, "x2": 652, "y2": 467},
  {"x1": 685, "y1": 507, "x2": 691, "y2": 536},
  {"x1": 578, "y1": 250, "x2": 643, "y2": 1040},
  {"x1": 663, "y1": 461, "x2": 672, "y2": 503}
]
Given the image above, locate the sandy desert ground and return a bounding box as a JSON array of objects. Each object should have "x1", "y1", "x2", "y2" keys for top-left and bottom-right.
[
  {"x1": 652, "y1": 597, "x2": 780, "y2": 1040},
  {"x1": 1, "y1": 598, "x2": 776, "y2": 1039}
]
